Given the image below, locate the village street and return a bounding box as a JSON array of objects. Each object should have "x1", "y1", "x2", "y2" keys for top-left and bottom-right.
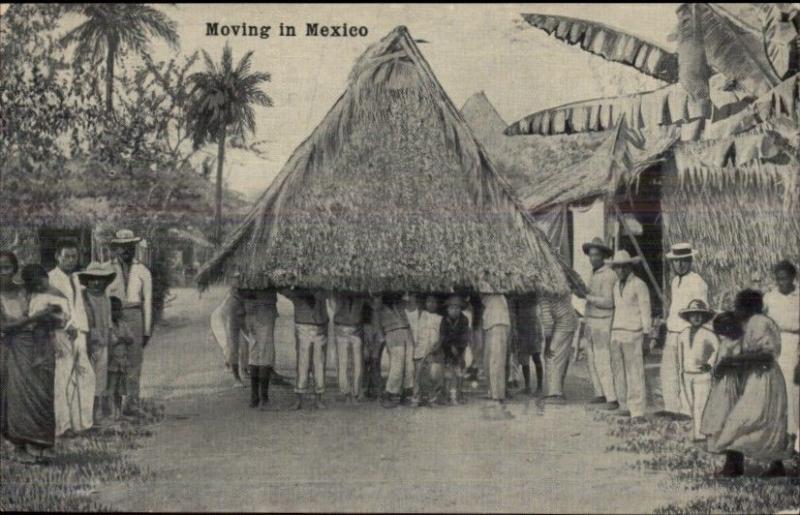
[{"x1": 96, "y1": 286, "x2": 710, "y2": 513}]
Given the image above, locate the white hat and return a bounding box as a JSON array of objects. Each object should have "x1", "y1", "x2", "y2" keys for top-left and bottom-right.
[
  {"x1": 605, "y1": 250, "x2": 642, "y2": 266},
  {"x1": 110, "y1": 229, "x2": 141, "y2": 245},
  {"x1": 666, "y1": 243, "x2": 698, "y2": 260},
  {"x1": 77, "y1": 261, "x2": 117, "y2": 285}
]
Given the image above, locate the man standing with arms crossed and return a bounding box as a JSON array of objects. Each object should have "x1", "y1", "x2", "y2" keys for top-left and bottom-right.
[
  {"x1": 660, "y1": 243, "x2": 707, "y2": 420},
  {"x1": 577, "y1": 238, "x2": 619, "y2": 410},
  {"x1": 107, "y1": 229, "x2": 152, "y2": 417}
]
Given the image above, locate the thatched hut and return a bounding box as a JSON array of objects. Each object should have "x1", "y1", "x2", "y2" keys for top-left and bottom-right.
[{"x1": 196, "y1": 26, "x2": 580, "y2": 295}]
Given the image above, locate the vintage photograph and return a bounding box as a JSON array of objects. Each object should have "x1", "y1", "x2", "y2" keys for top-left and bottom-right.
[{"x1": 0, "y1": 3, "x2": 798, "y2": 513}]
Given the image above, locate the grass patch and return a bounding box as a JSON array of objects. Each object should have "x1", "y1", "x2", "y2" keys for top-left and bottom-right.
[
  {"x1": 593, "y1": 410, "x2": 800, "y2": 513},
  {"x1": 1, "y1": 399, "x2": 164, "y2": 511}
]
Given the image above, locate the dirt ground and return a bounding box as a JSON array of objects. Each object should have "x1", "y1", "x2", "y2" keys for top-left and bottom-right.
[{"x1": 96, "y1": 286, "x2": 712, "y2": 513}]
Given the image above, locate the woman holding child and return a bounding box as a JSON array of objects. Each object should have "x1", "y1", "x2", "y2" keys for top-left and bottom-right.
[
  {"x1": 702, "y1": 289, "x2": 789, "y2": 477},
  {"x1": 0, "y1": 256, "x2": 64, "y2": 463}
]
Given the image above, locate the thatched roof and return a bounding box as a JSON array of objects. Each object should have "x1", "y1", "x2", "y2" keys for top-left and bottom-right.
[
  {"x1": 196, "y1": 27, "x2": 582, "y2": 296},
  {"x1": 460, "y1": 92, "x2": 607, "y2": 209}
]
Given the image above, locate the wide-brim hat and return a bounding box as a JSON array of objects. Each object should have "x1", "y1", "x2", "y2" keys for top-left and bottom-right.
[
  {"x1": 666, "y1": 242, "x2": 698, "y2": 260},
  {"x1": 582, "y1": 237, "x2": 613, "y2": 257},
  {"x1": 110, "y1": 229, "x2": 141, "y2": 245},
  {"x1": 605, "y1": 250, "x2": 641, "y2": 266},
  {"x1": 78, "y1": 262, "x2": 117, "y2": 285},
  {"x1": 679, "y1": 298, "x2": 715, "y2": 323},
  {"x1": 445, "y1": 295, "x2": 465, "y2": 308}
]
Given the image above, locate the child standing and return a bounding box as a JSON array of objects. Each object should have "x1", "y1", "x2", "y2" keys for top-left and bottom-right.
[
  {"x1": 78, "y1": 262, "x2": 117, "y2": 426},
  {"x1": 411, "y1": 295, "x2": 443, "y2": 406},
  {"x1": 108, "y1": 297, "x2": 133, "y2": 421},
  {"x1": 440, "y1": 295, "x2": 470, "y2": 405},
  {"x1": 677, "y1": 299, "x2": 718, "y2": 442}
]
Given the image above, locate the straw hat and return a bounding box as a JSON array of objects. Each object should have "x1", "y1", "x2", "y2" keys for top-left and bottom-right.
[
  {"x1": 445, "y1": 295, "x2": 465, "y2": 308},
  {"x1": 679, "y1": 299, "x2": 715, "y2": 324},
  {"x1": 605, "y1": 250, "x2": 641, "y2": 266},
  {"x1": 582, "y1": 237, "x2": 613, "y2": 257},
  {"x1": 666, "y1": 242, "x2": 698, "y2": 260},
  {"x1": 110, "y1": 229, "x2": 141, "y2": 245},
  {"x1": 78, "y1": 262, "x2": 117, "y2": 286}
]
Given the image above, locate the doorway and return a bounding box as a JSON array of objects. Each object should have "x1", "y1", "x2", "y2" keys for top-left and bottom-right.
[{"x1": 616, "y1": 164, "x2": 664, "y2": 318}]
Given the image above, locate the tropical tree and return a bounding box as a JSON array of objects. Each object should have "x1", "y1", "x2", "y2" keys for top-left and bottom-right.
[
  {"x1": 60, "y1": 3, "x2": 179, "y2": 114},
  {"x1": 505, "y1": 3, "x2": 799, "y2": 137},
  {"x1": 186, "y1": 43, "x2": 273, "y2": 246}
]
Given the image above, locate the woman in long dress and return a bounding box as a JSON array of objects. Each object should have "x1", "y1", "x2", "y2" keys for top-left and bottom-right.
[
  {"x1": 701, "y1": 289, "x2": 790, "y2": 477},
  {"x1": 0, "y1": 258, "x2": 63, "y2": 463}
]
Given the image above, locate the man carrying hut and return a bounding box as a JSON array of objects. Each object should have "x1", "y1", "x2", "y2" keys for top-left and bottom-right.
[
  {"x1": 660, "y1": 243, "x2": 707, "y2": 420},
  {"x1": 577, "y1": 237, "x2": 618, "y2": 409},
  {"x1": 106, "y1": 229, "x2": 152, "y2": 417},
  {"x1": 480, "y1": 285, "x2": 511, "y2": 404},
  {"x1": 238, "y1": 288, "x2": 279, "y2": 410},
  {"x1": 333, "y1": 292, "x2": 367, "y2": 404},
  {"x1": 539, "y1": 291, "x2": 578, "y2": 404},
  {"x1": 283, "y1": 288, "x2": 329, "y2": 410},
  {"x1": 377, "y1": 292, "x2": 414, "y2": 408},
  {"x1": 608, "y1": 250, "x2": 652, "y2": 422},
  {"x1": 48, "y1": 239, "x2": 94, "y2": 435}
]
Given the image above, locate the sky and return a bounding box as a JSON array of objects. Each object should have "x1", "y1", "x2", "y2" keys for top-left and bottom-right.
[{"x1": 8, "y1": 3, "x2": 681, "y2": 198}]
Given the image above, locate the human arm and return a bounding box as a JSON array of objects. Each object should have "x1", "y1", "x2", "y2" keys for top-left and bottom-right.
[
  {"x1": 585, "y1": 271, "x2": 616, "y2": 309},
  {"x1": 638, "y1": 281, "x2": 652, "y2": 336},
  {"x1": 538, "y1": 298, "x2": 555, "y2": 341}
]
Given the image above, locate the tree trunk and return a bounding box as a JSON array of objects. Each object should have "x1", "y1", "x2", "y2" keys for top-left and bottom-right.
[
  {"x1": 106, "y1": 37, "x2": 117, "y2": 114},
  {"x1": 215, "y1": 125, "x2": 227, "y2": 247}
]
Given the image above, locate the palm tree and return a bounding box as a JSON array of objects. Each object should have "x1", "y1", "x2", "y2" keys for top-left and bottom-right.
[
  {"x1": 60, "y1": 4, "x2": 179, "y2": 114},
  {"x1": 186, "y1": 43, "x2": 273, "y2": 246},
  {"x1": 505, "y1": 3, "x2": 798, "y2": 137}
]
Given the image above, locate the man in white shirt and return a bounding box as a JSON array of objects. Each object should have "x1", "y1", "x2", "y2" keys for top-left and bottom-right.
[
  {"x1": 608, "y1": 251, "x2": 652, "y2": 422},
  {"x1": 48, "y1": 239, "x2": 95, "y2": 435},
  {"x1": 106, "y1": 229, "x2": 152, "y2": 415},
  {"x1": 661, "y1": 243, "x2": 708, "y2": 419},
  {"x1": 764, "y1": 260, "x2": 799, "y2": 450}
]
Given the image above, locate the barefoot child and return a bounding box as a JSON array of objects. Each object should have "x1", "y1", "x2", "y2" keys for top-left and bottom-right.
[
  {"x1": 441, "y1": 295, "x2": 470, "y2": 405},
  {"x1": 108, "y1": 297, "x2": 133, "y2": 420},
  {"x1": 677, "y1": 299, "x2": 718, "y2": 441},
  {"x1": 78, "y1": 263, "x2": 117, "y2": 426},
  {"x1": 411, "y1": 295, "x2": 443, "y2": 406}
]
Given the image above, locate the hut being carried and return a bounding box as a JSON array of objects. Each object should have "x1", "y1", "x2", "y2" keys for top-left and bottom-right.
[{"x1": 197, "y1": 26, "x2": 580, "y2": 296}]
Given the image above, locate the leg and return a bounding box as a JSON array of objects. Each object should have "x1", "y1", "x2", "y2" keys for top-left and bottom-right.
[
  {"x1": 588, "y1": 318, "x2": 616, "y2": 402},
  {"x1": 521, "y1": 355, "x2": 531, "y2": 393},
  {"x1": 351, "y1": 333, "x2": 363, "y2": 399},
  {"x1": 622, "y1": 332, "x2": 647, "y2": 417},
  {"x1": 682, "y1": 373, "x2": 696, "y2": 436},
  {"x1": 384, "y1": 331, "x2": 404, "y2": 396},
  {"x1": 531, "y1": 352, "x2": 543, "y2": 393},
  {"x1": 402, "y1": 331, "x2": 415, "y2": 394},
  {"x1": 249, "y1": 365, "x2": 259, "y2": 408},
  {"x1": 584, "y1": 322, "x2": 604, "y2": 398},
  {"x1": 609, "y1": 333, "x2": 628, "y2": 412},
  {"x1": 486, "y1": 326, "x2": 509, "y2": 401},
  {"x1": 312, "y1": 330, "x2": 327, "y2": 397},
  {"x1": 412, "y1": 358, "x2": 424, "y2": 402},
  {"x1": 294, "y1": 326, "x2": 312, "y2": 395},
  {"x1": 544, "y1": 329, "x2": 574, "y2": 397},
  {"x1": 692, "y1": 375, "x2": 711, "y2": 440},
  {"x1": 659, "y1": 333, "x2": 682, "y2": 414},
  {"x1": 260, "y1": 366, "x2": 272, "y2": 409},
  {"x1": 777, "y1": 333, "x2": 799, "y2": 439},
  {"x1": 336, "y1": 327, "x2": 351, "y2": 396}
]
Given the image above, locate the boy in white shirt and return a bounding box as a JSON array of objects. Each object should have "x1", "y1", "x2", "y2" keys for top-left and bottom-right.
[
  {"x1": 411, "y1": 295, "x2": 444, "y2": 406},
  {"x1": 677, "y1": 299, "x2": 718, "y2": 442}
]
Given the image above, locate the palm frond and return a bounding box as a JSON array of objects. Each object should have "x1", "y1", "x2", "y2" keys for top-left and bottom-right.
[
  {"x1": 761, "y1": 3, "x2": 800, "y2": 79},
  {"x1": 234, "y1": 50, "x2": 255, "y2": 76},
  {"x1": 676, "y1": 3, "x2": 712, "y2": 104},
  {"x1": 701, "y1": 3, "x2": 780, "y2": 96},
  {"x1": 520, "y1": 12, "x2": 679, "y2": 83},
  {"x1": 132, "y1": 4, "x2": 180, "y2": 48}
]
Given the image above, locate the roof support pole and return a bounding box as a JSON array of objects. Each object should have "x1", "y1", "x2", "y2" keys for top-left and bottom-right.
[{"x1": 613, "y1": 204, "x2": 665, "y2": 305}]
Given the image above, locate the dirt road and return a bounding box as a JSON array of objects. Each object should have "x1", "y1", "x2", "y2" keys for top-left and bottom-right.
[{"x1": 97, "y1": 287, "x2": 703, "y2": 513}]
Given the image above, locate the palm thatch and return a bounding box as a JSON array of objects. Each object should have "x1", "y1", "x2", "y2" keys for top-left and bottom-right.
[
  {"x1": 519, "y1": 13, "x2": 678, "y2": 82},
  {"x1": 196, "y1": 27, "x2": 582, "y2": 296},
  {"x1": 460, "y1": 92, "x2": 606, "y2": 202},
  {"x1": 509, "y1": 4, "x2": 793, "y2": 137}
]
